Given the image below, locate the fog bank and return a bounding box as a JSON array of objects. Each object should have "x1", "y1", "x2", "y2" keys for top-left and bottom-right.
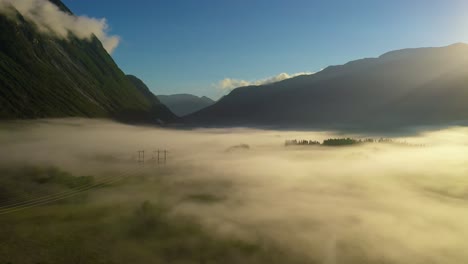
[{"x1": 1, "y1": 118, "x2": 468, "y2": 263}]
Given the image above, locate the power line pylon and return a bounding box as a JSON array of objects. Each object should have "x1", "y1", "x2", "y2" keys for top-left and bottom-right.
[{"x1": 137, "y1": 150, "x2": 145, "y2": 164}]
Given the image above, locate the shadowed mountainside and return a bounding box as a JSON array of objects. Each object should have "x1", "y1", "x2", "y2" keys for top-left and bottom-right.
[{"x1": 186, "y1": 43, "x2": 468, "y2": 130}]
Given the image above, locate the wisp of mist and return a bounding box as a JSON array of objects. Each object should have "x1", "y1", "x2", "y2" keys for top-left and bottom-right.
[{"x1": 1, "y1": 119, "x2": 468, "y2": 264}]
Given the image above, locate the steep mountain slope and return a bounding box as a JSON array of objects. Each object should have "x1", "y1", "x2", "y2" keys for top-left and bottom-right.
[
  {"x1": 0, "y1": 0, "x2": 177, "y2": 123},
  {"x1": 157, "y1": 94, "x2": 214, "y2": 116},
  {"x1": 187, "y1": 43, "x2": 468, "y2": 130},
  {"x1": 125, "y1": 75, "x2": 176, "y2": 123}
]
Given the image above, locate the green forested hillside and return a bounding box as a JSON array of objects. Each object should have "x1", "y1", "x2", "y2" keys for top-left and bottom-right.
[{"x1": 0, "y1": 0, "x2": 176, "y2": 123}]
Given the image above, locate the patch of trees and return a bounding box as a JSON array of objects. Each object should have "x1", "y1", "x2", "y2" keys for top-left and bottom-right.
[
  {"x1": 323, "y1": 138, "x2": 359, "y2": 146},
  {"x1": 285, "y1": 140, "x2": 320, "y2": 146},
  {"x1": 285, "y1": 138, "x2": 425, "y2": 147}
]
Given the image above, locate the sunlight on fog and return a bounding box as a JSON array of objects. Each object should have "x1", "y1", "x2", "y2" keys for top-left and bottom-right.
[{"x1": 1, "y1": 119, "x2": 468, "y2": 263}]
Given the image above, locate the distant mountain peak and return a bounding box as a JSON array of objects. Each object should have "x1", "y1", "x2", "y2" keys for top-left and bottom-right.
[{"x1": 157, "y1": 94, "x2": 214, "y2": 117}]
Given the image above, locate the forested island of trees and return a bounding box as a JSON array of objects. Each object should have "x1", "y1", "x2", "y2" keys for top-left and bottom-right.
[{"x1": 285, "y1": 138, "x2": 425, "y2": 147}]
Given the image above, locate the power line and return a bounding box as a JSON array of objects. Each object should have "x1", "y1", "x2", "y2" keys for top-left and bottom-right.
[
  {"x1": 0, "y1": 167, "x2": 143, "y2": 215},
  {"x1": 0, "y1": 165, "x2": 139, "y2": 207},
  {"x1": 0, "y1": 166, "x2": 144, "y2": 215},
  {"x1": 0, "y1": 166, "x2": 138, "y2": 211},
  {"x1": 0, "y1": 149, "x2": 171, "y2": 214},
  {"x1": 0, "y1": 166, "x2": 131, "y2": 209}
]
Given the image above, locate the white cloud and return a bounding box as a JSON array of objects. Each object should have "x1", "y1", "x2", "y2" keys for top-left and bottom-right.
[
  {"x1": 217, "y1": 72, "x2": 314, "y2": 91},
  {"x1": 0, "y1": 0, "x2": 120, "y2": 54},
  {"x1": 218, "y1": 78, "x2": 251, "y2": 90}
]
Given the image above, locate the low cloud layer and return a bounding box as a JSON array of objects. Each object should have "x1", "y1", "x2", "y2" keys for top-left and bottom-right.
[
  {"x1": 0, "y1": 0, "x2": 120, "y2": 54},
  {"x1": 2, "y1": 119, "x2": 468, "y2": 263},
  {"x1": 217, "y1": 72, "x2": 314, "y2": 91}
]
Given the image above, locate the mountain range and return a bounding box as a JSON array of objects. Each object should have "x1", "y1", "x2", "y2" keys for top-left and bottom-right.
[
  {"x1": 2, "y1": 0, "x2": 468, "y2": 131},
  {"x1": 157, "y1": 94, "x2": 214, "y2": 116},
  {"x1": 186, "y1": 43, "x2": 468, "y2": 130}
]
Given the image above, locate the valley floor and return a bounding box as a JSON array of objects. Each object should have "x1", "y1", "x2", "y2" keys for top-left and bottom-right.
[{"x1": 1, "y1": 119, "x2": 468, "y2": 264}]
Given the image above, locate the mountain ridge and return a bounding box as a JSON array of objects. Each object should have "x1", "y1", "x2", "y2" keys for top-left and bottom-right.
[{"x1": 186, "y1": 43, "x2": 468, "y2": 130}]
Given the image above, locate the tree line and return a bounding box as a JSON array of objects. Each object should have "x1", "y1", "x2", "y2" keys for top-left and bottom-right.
[{"x1": 285, "y1": 138, "x2": 425, "y2": 147}]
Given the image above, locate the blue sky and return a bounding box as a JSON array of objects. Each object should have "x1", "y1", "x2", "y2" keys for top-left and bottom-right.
[{"x1": 63, "y1": 0, "x2": 468, "y2": 99}]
